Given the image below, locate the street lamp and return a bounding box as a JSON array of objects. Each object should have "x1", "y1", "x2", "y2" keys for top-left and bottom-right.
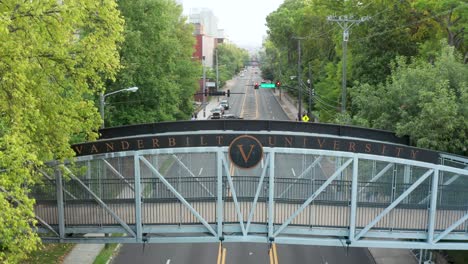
[{"x1": 99, "y1": 87, "x2": 138, "y2": 128}]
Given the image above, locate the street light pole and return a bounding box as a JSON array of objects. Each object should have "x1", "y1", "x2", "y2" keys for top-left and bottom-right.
[
  {"x1": 202, "y1": 56, "x2": 206, "y2": 118},
  {"x1": 100, "y1": 86, "x2": 138, "y2": 128}
]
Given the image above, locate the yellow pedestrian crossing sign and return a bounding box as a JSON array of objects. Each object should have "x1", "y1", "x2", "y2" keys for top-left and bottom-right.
[{"x1": 301, "y1": 114, "x2": 309, "y2": 122}]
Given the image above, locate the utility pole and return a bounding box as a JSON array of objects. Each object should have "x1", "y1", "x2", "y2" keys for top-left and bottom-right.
[
  {"x1": 327, "y1": 15, "x2": 369, "y2": 113},
  {"x1": 308, "y1": 61, "x2": 313, "y2": 115},
  {"x1": 294, "y1": 37, "x2": 306, "y2": 121}
]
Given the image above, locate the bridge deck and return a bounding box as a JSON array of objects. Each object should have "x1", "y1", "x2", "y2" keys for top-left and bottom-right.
[{"x1": 35, "y1": 201, "x2": 466, "y2": 231}]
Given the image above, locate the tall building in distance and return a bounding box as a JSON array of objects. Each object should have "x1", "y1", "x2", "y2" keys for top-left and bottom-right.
[
  {"x1": 188, "y1": 8, "x2": 219, "y2": 38},
  {"x1": 188, "y1": 8, "x2": 226, "y2": 68},
  {"x1": 186, "y1": 7, "x2": 227, "y2": 103}
]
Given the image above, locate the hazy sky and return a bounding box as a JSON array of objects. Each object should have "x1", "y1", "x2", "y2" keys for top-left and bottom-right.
[{"x1": 181, "y1": 0, "x2": 284, "y2": 49}]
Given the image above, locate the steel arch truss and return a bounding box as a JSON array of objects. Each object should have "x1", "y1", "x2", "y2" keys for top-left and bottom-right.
[{"x1": 34, "y1": 147, "x2": 468, "y2": 250}]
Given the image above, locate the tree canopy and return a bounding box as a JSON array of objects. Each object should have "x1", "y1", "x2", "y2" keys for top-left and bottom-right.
[
  {"x1": 262, "y1": 0, "x2": 467, "y2": 153},
  {"x1": 0, "y1": 0, "x2": 123, "y2": 262},
  {"x1": 210, "y1": 43, "x2": 250, "y2": 88},
  {"x1": 104, "y1": 0, "x2": 201, "y2": 126}
]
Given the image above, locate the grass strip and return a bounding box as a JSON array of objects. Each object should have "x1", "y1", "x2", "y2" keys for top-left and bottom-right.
[{"x1": 24, "y1": 243, "x2": 74, "y2": 264}]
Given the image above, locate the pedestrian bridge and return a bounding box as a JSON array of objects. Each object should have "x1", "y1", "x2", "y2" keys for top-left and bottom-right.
[{"x1": 32, "y1": 120, "x2": 468, "y2": 250}]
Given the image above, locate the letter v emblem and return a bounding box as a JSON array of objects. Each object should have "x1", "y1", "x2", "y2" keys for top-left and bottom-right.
[{"x1": 237, "y1": 144, "x2": 255, "y2": 163}]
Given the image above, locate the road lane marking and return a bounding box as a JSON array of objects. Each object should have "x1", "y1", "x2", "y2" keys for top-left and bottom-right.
[
  {"x1": 166, "y1": 259, "x2": 171, "y2": 264},
  {"x1": 240, "y1": 77, "x2": 250, "y2": 118},
  {"x1": 291, "y1": 168, "x2": 296, "y2": 177},
  {"x1": 198, "y1": 167, "x2": 203, "y2": 176},
  {"x1": 217, "y1": 243, "x2": 222, "y2": 264},
  {"x1": 221, "y1": 247, "x2": 227, "y2": 264},
  {"x1": 273, "y1": 243, "x2": 279, "y2": 264}
]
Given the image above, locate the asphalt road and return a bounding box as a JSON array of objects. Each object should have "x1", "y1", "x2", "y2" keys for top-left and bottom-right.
[
  {"x1": 113, "y1": 243, "x2": 374, "y2": 264},
  {"x1": 112, "y1": 66, "x2": 374, "y2": 264}
]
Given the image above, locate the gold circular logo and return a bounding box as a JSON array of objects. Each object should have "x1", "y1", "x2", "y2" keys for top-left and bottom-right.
[{"x1": 228, "y1": 135, "x2": 263, "y2": 169}]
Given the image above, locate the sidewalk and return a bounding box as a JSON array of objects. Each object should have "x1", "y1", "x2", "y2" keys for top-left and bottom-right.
[{"x1": 62, "y1": 234, "x2": 104, "y2": 264}]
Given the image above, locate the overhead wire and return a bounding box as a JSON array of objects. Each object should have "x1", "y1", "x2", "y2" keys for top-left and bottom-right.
[
  {"x1": 313, "y1": 91, "x2": 339, "y2": 105},
  {"x1": 314, "y1": 96, "x2": 338, "y2": 110}
]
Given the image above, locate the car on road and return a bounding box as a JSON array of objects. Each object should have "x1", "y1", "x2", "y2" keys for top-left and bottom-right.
[
  {"x1": 211, "y1": 105, "x2": 225, "y2": 114},
  {"x1": 221, "y1": 114, "x2": 243, "y2": 119},
  {"x1": 210, "y1": 112, "x2": 221, "y2": 119},
  {"x1": 220, "y1": 99, "x2": 229, "y2": 110}
]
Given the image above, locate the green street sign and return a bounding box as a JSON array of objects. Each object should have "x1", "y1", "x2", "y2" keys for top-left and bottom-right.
[{"x1": 260, "y1": 83, "x2": 275, "y2": 88}]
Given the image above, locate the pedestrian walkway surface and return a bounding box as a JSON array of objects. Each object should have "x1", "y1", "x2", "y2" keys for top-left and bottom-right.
[{"x1": 62, "y1": 234, "x2": 104, "y2": 264}]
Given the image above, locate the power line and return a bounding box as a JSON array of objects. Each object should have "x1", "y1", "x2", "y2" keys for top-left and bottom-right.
[
  {"x1": 314, "y1": 96, "x2": 338, "y2": 110},
  {"x1": 315, "y1": 94, "x2": 339, "y2": 108}
]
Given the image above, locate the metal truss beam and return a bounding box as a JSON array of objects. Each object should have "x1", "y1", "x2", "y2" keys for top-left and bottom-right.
[
  {"x1": 216, "y1": 151, "x2": 223, "y2": 239},
  {"x1": 359, "y1": 163, "x2": 393, "y2": 193},
  {"x1": 39, "y1": 234, "x2": 468, "y2": 250},
  {"x1": 171, "y1": 154, "x2": 215, "y2": 197},
  {"x1": 103, "y1": 159, "x2": 135, "y2": 192},
  {"x1": 63, "y1": 166, "x2": 136, "y2": 238},
  {"x1": 354, "y1": 169, "x2": 434, "y2": 241},
  {"x1": 139, "y1": 156, "x2": 217, "y2": 237},
  {"x1": 273, "y1": 158, "x2": 353, "y2": 237},
  {"x1": 246, "y1": 153, "x2": 270, "y2": 234},
  {"x1": 38, "y1": 168, "x2": 77, "y2": 200},
  {"x1": 278, "y1": 156, "x2": 322, "y2": 198},
  {"x1": 434, "y1": 213, "x2": 468, "y2": 243},
  {"x1": 221, "y1": 155, "x2": 246, "y2": 236}
]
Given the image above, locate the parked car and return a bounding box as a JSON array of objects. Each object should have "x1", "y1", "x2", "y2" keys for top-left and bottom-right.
[{"x1": 220, "y1": 99, "x2": 229, "y2": 110}]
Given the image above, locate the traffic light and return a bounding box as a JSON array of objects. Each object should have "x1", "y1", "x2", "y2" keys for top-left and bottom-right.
[
  {"x1": 204, "y1": 89, "x2": 208, "y2": 96},
  {"x1": 254, "y1": 82, "x2": 259, "y2": 89},
  {"x1": 227, "y1": 89, "x2": 230, "y2": 97},
  {"x1": 275, "y1": 80, "x2": 281, "y2": 87}
]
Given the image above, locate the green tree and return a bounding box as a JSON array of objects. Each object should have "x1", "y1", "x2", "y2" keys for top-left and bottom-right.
[
  {"x1": 216, "y1": 43, "x2": 249, "y2": 87},
  {"x1": 413, "y1": 0, "x2": 468, "y2": 63},
  {"x1": 0, "y1": 0, "x2": 123, "y2": 262},
  {"x1": 351, "y1": 43, "x2": 467, "y2": 154},
  {"x1": 106, "y1": 0, "x2": 200, "y2": 126}
]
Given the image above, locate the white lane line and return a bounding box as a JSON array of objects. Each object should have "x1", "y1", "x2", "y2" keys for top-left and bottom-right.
[
  {"x1": 166, "y1": 259, "x2": 171, "y2": 264},
  {"x1": 291, "y1": 168, "x2": 296, "y2": 177},
  {"x1": 198, "y1": 167, "x2": 204, "y2": 176}
]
